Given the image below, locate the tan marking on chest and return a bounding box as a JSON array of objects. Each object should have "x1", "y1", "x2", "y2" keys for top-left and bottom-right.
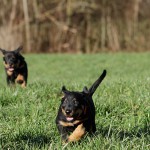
[
  {"x1": 59, "y1": 120, "x2": 82, "y2": 127},
  {"x1": 59, "y1": 121, "x2": 74, "y2": 127},
  {"x1": 7, "y1": 70, "x2": 13, "y2": 76}
]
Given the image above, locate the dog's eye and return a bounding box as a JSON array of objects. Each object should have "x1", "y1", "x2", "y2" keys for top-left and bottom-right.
[
  {"x1": 63, "y1": 99, "x2": 68, "y2": 104},
  {"x1": 73, "y1": 99, "x2": 78, "y2": 105}
]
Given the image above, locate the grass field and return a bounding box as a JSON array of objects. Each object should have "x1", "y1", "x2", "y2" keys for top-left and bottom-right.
[{"x1": 0, "y1": 53, "x2": 150, "y2": 150}]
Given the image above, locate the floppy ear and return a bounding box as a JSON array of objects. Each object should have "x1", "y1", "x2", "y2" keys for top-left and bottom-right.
[
  {"x1": 82, "y1": 86, "x2": 89, "y2": 94},
  {"x1": 0, "y1": 48, "x2": 7, "y2": 55},
  {"x1": 14, "y1": 46, "x2": 23, "y2": 53}
]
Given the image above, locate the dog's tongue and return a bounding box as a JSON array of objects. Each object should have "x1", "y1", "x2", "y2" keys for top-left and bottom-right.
[
  {"x1": 8, "y1": 68, "x2": 14, "y2": 71},
  {"x1": 66, "y1": 117, "x2": 74, "y2": 121}
]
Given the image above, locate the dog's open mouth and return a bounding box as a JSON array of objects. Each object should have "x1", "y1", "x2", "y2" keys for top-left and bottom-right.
[
  {"x1": 66, "y1": 117, "x2": 74, "y2": 121},
  {"x1": 7, "y1": 67, "x2": 14, "y2": 72}
]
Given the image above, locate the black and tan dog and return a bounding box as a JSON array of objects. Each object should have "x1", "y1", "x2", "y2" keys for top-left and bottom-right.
[
  {"x1": 56, "y1": 70, "x2": 106, "y2": 143},
  {"x1": 0, "y1": 46, "x2": 28, "y2": 87}
]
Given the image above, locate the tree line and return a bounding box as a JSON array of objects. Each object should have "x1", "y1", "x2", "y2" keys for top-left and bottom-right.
[{"x1": 0, "y1": 0, "x2": 150, "y2": 53}]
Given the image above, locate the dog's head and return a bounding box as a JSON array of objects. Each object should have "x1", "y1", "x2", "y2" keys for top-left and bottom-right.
[
  {"x1": 61, "y1": 86, "x2": 88, "y2": 122},
  {"x1": 0, "y1": 46, "x2": 24, "y2": 72}
]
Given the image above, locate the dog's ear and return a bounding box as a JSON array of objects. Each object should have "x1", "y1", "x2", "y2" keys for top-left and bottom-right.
[
  {"x1": 14, "y1": 46, "x2": 23, "y2": 53},
  {"x1": 82, "y1": 86, "x2": 89, "y2": 94},
  {"x1": 0, "y1": 48, "x2": 7, "y2": 55},
  {"x1": 61, "y1": 86, "x2": 69, "y2": 99},
  {"x1": 62, "y1": 86, "x2": 68, "y2": 94}
]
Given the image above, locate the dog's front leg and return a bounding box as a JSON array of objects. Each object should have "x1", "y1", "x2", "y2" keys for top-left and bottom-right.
[
  {"x1": 21, "y1": 81, "x2": 26, "y2": 88},
  {"x1": 67, "y1": 123, "x2": 85, "y2": 142},
  {"x1": 7, "y1": 76, "x2": 15, "y2": 86},
  {"x1": 57, "y1": 124, "x2": 68, "y2": 142},
  {"x1": 15, "y1": 74, "x2": 26, "y2": 88}
]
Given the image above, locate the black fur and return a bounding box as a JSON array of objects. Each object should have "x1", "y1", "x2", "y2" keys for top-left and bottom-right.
[
  {"x1": 0, "y1": 46, "x2": 28, "y2": 87},
  {"x1": 56, "y1": 70, "x2": 106, "y2": 142}
]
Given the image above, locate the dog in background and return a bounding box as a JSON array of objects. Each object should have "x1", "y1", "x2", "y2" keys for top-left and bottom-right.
[
  {"x1": 56, "y1": 70, "x2": 106, "y2": 143},
  {"x1": 0, "y1": 46, "x2": 28, "y2": 87}
]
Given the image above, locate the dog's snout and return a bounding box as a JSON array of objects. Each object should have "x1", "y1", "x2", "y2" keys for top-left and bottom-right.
[
  {"x1": 10, "y1": 62, "x2": 13, "y2": 66},
  {"x1": 65, "y1": 109, "x2": 72, "y2": 115}
]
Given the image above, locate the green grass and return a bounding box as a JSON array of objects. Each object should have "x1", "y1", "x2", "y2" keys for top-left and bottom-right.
[{"x1": 0, "y1": 53, "x2": 150, "y2": 150}]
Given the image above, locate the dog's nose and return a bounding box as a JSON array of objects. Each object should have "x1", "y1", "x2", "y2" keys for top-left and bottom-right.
[
  {"x1": 65, "y1": 109, "x2": 71, "y2": 115},
  {"x1": 10, "y1": 62, "x2": 14, "y2": 66}
]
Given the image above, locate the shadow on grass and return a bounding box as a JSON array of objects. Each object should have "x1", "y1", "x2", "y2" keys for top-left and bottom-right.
[
  {"x1": 5, "y1": 132, "x2": 54, "y2": 149},
  {"x1": 96, "y1": 125, "x2": 150, "y2": 140},
  {"x1": 15, "y1": 134, "x2": 51, "y2": 144},
  {"x1": 1, "y1": 133, "x2": 55, "y2": 149}
]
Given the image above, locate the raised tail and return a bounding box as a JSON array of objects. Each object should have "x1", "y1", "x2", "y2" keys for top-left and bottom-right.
[{"x1": 88, "y1": 70, "x2": 106, "y2": 96}]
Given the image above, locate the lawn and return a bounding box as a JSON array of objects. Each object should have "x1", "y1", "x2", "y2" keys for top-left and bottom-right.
[{"x1": 0, "y1": 53, "x2": 150, "y2": 150}]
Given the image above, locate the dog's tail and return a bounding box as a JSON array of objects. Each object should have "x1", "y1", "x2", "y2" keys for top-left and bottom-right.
[{"x1": 88, "y1": 70, "x2": 106, "y2": 96}]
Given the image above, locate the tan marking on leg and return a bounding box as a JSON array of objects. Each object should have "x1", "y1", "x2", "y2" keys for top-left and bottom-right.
[
  {"x1": 15, "y1": 74, "x2": 26, "y2": 88},
  {"x1": 21, "y1": 81, "x2": 26, "y2": 88},
  {"x1": 68, "y1": 123, "x2": 85, "y2": 142},
  {"x1": 16, "y1": 74, "x2": 24, "y2": 81}
]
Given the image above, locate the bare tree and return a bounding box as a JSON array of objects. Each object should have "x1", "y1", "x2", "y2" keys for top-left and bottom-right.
[{"x1": 0, "y1": 0, "x2": 149, "y2": 53}]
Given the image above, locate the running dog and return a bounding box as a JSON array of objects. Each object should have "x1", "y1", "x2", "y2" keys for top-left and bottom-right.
[
  {"x1": 0, "y1": 46, "x2": 28, "y2": 87},
  {"x1": 56, "y1": 70, "x2": 107, "y2": 143}
]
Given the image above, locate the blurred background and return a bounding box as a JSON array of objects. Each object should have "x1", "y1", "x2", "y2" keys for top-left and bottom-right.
[{"x1": 0, "y1": 0, "x2": 150, "y2": 53}]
